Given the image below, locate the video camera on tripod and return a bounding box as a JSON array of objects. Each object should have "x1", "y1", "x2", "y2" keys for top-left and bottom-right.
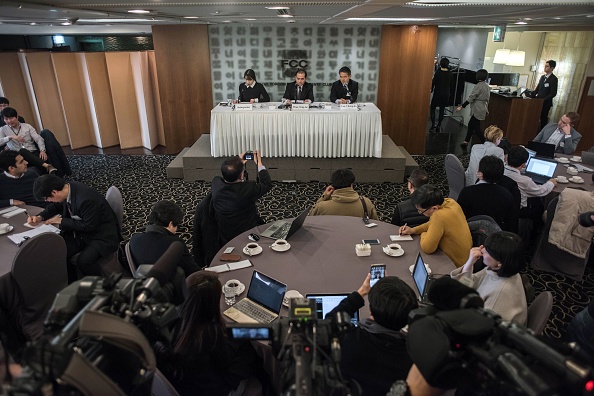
[
  {"x1": 406, "y1": 277, "x2": 594, "y2": 395},
  {"x1": 8, "y1": 274, "x2": 179, "y2": 396},
  {"x1": 227, "y1": 297, "x2": 361, "y2": 396}
]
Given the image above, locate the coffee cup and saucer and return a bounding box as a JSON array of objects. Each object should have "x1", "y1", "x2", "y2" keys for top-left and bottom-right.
[
  {"x1": 567, "y1": 167, "x2": 579, "y2": 176},
  {"x1": 283, "y1": 290, "x2": 303, "y2": 307},
  {"x1": 570, "y1": 156, "x2": 582, "y2": 162},
  {"x1": 222, "y1": 279, "x2": 245, "y2": 296},
  {"x1": 243, "y1": 243, "x2": 263, "y2": 256},
  {"x1": 383, "y1": 243, "x2": 404, "y2": 257},
  {"x1": 569, "y1": 176, "x2": 585, "y2": 184},
  {"x1": 0, "y1": 223, "x2": 13, "y2": 235},
  {"x1": 270, "y1": 239, "x2": 291, "y2": 252},
  {"x1": 557, "y1": 157, "x2": 570, "y2": 164},
  {"x1": 556, "y1": 176, "x2": 569, "y2": 184}
]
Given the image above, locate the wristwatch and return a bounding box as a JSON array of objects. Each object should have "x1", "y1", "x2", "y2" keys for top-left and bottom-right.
[{"x1": 388, "y1": 380, "x2": 411, "y2": 396}]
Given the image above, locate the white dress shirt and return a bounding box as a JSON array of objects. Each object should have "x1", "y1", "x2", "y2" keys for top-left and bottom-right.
[{"x1": 504, "y1": 166, "x2": 554, "y2": 208}]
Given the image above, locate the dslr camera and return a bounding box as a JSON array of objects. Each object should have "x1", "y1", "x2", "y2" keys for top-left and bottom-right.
[{"x1": 243, "y1": 151, "x2": 254, "y2": 160}]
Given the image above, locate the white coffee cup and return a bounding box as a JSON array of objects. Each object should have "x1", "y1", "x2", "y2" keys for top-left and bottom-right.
[
  {"x1": 0, "y1": 223, "x2": 9, "y2": 233},
  {"x1": 572, "y1": 156, "x2": 581, "y2": 161},
  {"x1": 558, "y1": 157, "x2": 569, "y2": 163},
  {"x1": 271, "y1": 239, "x2": 289, "y2": 250},
  {"x1": 557, "y1": 175, "x2": 568, "y2": 182},
  {"x1": 572, "y1": 176, "x2": 584, "y2": 182},
  {"x1": 567, "y1": 168, "x2": 579, "y2": 175},
  {"x1": 245, "y1": 242, "x2": 260, "y2": 255},
  {"x1": 386, "y1": 243, "x2": 402, "y2": 255}
]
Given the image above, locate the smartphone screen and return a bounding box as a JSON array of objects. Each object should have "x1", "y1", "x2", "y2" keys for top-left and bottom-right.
[
  {"x1": 370, "y1": 264, "x2": 386, "y2": 287},
  {"x1": 362, "y1": 239, "x2": 380, "y2": 245}
]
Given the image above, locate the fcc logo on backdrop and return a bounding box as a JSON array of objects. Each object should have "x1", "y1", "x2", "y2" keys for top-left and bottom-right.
[{"x1": 280, "y1": 50, "x2": 309, "y2": 77}]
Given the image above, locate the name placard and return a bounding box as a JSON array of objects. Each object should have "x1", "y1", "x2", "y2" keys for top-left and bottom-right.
[
  {"x1": 292, "y1": 103, "x2": 310, "y2": 111},
  {"x1": 235, "y1": 103, "x2": 253, "y2": 111},
  {"x1": 340, "y1": 103, "x2": 358, "y2": 110}
]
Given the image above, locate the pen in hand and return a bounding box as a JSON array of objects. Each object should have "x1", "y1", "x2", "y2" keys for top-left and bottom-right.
[{"x1": 399, "y1": 223, "x2": 407, "y2": 236}]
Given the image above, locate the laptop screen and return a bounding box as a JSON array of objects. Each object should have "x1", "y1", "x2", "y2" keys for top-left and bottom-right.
[
  {"x1": 526, "y1": 157, "x2": 557, "y2": 177},
  {"x1": 246, "y1": 271, "x2": 287, "y2": 313},
  {"x1": 412, "y1": 253, "x2": 429, "y2": 297},
  {"x1": 305, "y1": 293, "x2": 359, "y2": 326}
]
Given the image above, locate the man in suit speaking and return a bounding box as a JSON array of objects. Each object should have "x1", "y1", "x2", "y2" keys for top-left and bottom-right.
[
  {"x1": 283, "y1": 69, "x2": 314, "y2": 103},
  {"x1": 532, "y1": 60, "x2": 558, "y2": 130},
  {"x1": 330, "y1": 66, "x2": 359, "y2": 104}
]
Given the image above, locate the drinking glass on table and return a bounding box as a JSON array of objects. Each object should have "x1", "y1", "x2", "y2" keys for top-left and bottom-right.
[{"x1": 224, "y1": 284, "x2": 236, "y2": 305}]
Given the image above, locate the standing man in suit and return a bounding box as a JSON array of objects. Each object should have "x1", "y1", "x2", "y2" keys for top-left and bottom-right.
[
  {"x1": 330, "y1": 66, "x2": 358, "y2": 104},
  {"x1": 533, "y1": 112, "x2": 581, "y2": 154},
  {"x1": 28, "y1": 174, "x2": 120, "y2": 278},
  {"x1": 283, "y1": 69, "x2": 314, "y2": 103},
  {"x1": 532, "y1": 60, "x2": 558, "y2": 130}
]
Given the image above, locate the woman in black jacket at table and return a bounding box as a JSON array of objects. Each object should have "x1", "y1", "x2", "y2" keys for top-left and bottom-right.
[{"x1": 236, "y1": 69, "x2": 270, "y2": 103}]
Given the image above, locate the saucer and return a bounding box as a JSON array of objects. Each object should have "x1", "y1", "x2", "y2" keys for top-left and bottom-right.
[
  {"x1": 409, "y1": 264, "x2": 431, "y2": 275},
  {"x1": 243, "y1": 245, "x2": 263, "y2": 256},
  {"x1": 555, "y1": 177, "x2": 569, "y2": 184},
  {"x1": 270, "y1": 243, "x2": 291, "y2": 252},
  {"x1": 0, "y1": 226, "x2": 13, "y2": 235},
  {"x1": 283, "y1": 290, "x2": 303, "y2": 307},
  {"x1": 570, "y1": 177, "x2": 585, "y2": 184},
  {"x1": 557, "y1": 158, "x2": 570, "y2": 163},
  {"x1": 222, "y1": 280, "x2": 246, "y2": 296},
  {"x1": 570, "y1": 158, "x2": 582, "y2": 162},
  {"x1": 383, "y1": 246, "x2": 404, "y2": 257}
]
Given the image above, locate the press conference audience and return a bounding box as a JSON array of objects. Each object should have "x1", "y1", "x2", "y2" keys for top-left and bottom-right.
[
  {"x1": 309, "y1": 168, "x2": 378, "y2": 219},
  {"x1": 399, "y1": 184, "x2": 472, "y2": 267},
  {"x1": 211, "y1": 151, "x2": 272, "y2": 244},
  {"x1": 451, "y1": 231, "x2": 527, "y2": 324},
  {"x1": 391, "y1": 169, "x2": 430, "y2": 227},
  {"x1": 0, "y1": 97, "x2": 25, "y2": 127},
  {"x1": 156, "y1": 271, "x2": 264, "y2": 396},
  {"x1": 0, "y1": 150, "x2": 48, "y2": 208},
  {"x1": 464, "y1": 125, "x2": 505, "y2": 186},
  {"x1": 532, "y1": 112, "x2": 581, "y2": 155},
  {"x1": 458, "y1": 156, "x2": 518, "y2": 233},
  {"x1": 236, "y1": 69, "x2": 270, "y2": 103},
  {"x1": 326, "y1": 273, "x2": 418, "y2": 395},
  {"x1": 330, "y1": 66, "x2": 359, "y2": 104},
  {"x1": 567, "y1": 299, "x2": 594, "y2": 365}
]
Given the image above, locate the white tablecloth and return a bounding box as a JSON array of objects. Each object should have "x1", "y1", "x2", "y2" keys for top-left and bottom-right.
[{"x1": 210, "y1": 102, "x2": 383, "y2": 158}]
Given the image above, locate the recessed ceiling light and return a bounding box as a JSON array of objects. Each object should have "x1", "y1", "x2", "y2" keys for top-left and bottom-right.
[
  {"x1": 222, "y1": 20, "x2": 232, "y2": 23},
  {"x1": 128, "y1": 10, "x2": 150, "y2": 14},
  {"x1": 553, "y1": 17, "x2": 562, "y2": 19},
  {"x1": 266, "y1": 6, "x2": 290, "y2": 10},
  {"x1": 245, "y1": 18, "x2": 256, "y2": 21},
  {"x1": 30, "y1": 22, "x2": 36, "y2": 25},
  {"x1": 278, "y1": 14, "x2": 293, "y2": 18},
  {"x1": 184, "y1": 16, "x2": 200, "y2": 19},
  {"x1": 587, "y1": 14, "x2": 594, "y2": 17},
  {"x1": 78, "y1": 18, "x2": 158, "y2": 23},
  {"x1": 346, "y1": 17, "x2": 436, "y2": 21},
  {"x1": 61, "y1": 22, "x2": 71, "y2": 25},
  {"x1": 514, "y1": 21, "x2": 528, "y2": 24}
]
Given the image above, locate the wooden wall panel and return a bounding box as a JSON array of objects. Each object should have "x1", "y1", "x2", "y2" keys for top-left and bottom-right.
[
  {"x1": 105, "y1": 52, "x2": 143, "y2": 149},
  {"x1": 51, "y1": 53, "x2": 96, "y2": 149},
  {"x1": 152, "y1": 25, "x2": 212, "y2": 154},
  {"x1": 84, "y1": 53, "x2": 119, "y2": 148},
  {"x1": 26, "y1": 52, "x2": 69, "y2": 144},
  {"x1": 148, "y1": 51, "x2": 165, "y2": 147},
  {"x1": 377, "y1": 25, "x2": 438, "y2": 155},
  {"x1": 0, "y1": 53, "x2": 37, "y2": 130},
  {"x1": 131, "y1": 51, "x2": 159, "y2": 150},
  {"x1": 576, "y1": 76, "x2": 594, "y2": 152}
]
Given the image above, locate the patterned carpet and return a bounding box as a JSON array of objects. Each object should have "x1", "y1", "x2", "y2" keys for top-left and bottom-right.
[{"x1": 65, "y1": 153, "x2": 593, "y2": 340}]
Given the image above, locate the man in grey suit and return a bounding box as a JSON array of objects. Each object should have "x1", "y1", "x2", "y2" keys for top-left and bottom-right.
[{"x1": 533, "y1": 112, "x2": 581, "y2": 154}]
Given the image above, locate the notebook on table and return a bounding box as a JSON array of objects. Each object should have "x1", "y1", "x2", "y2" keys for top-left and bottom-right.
[
  {"x1": 223, "y1": 270, "x2": 287, "y2": 324},
  {"x1": 305, "y1": 293, "x2": 360, "y2": 327},
  {"x1": 412, "y1": 253, "x2": 434, "y2": 304},
  {"x1": 524, "y1": 157, "x2": 558, "y2": 185},
  {"x1": 261, "y1": 207, "x2": 309, "y2": 240},
  {"x1": 527, "y1": 141, "x2": 556, "y2": 159}
]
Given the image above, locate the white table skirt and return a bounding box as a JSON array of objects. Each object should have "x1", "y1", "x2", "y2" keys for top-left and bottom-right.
[{"x1": 210, "y1": 102, "x2": 383, "y2": 158}]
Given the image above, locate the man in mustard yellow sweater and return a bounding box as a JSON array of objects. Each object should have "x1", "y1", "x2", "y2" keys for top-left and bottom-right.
[{"x1": 399, "y1": 184, "x2": 471, "y2": 267}]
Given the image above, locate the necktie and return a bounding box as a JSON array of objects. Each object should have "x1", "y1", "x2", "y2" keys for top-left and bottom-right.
[{"x1": 297, "y1": 86, "x2": 302, "y2": 100}]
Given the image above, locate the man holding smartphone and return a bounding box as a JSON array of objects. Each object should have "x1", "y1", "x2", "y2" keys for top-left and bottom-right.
[{"x1": 325, "y1": 272, "x2": 418, "y2": 395}]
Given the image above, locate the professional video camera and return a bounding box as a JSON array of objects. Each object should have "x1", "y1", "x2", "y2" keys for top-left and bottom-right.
[
  {"x1": 227, "y1": 297, "x2": 361, "y2": 396},
  {"x1": 7, "y1": 274, "x2": 179, "y2": 396},
  {"x1": 406, "y1": 277, "x2": 594, "y2": 395}
]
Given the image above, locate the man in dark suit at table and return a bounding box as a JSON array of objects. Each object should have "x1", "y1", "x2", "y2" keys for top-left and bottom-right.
[
  {"x1": 0, "y1": 150, "x2": 47, "y2": 208},
  {"x1": 282, "y1": 69, "x2": 314, "y2": 103},
  {"x1": 532, "y1": 112, "x2": 581, "y2": 155},
  {"x1": 330, "y1": 66, "x2": 358, "y2": 104},
  {"x1": 326, "y1": 273, "x2": 418, "y2": 395},
  {"x1": 211, "y1": 151, "x2": 272, "y2": 243},
  {"x1": 531, "y1": 60, "x2": 558, "y2": 130},
  {"x1": 28, "y1": 174, "x2": 120, "y2": 278}
]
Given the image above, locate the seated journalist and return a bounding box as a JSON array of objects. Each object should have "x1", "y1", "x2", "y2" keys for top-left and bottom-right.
[
  {"x1": 391, "y1": 169, "x2": 429, "y2": 227},
  {"x1": 326, "y1": 272, "x2": 419, "y2": 395},
  {"x1": 532, "y1": 112, "x2": 581, "y2": 155},
  {"x1": 0, "y1": 150, "x2": 48, "y2": 208},
  {"x1": 399, "y1": 184, "x2": 472, "y2": 267}
]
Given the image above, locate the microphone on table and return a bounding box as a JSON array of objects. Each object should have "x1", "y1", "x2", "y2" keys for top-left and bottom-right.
[{"x1": 427, "y1": 276, "x2": 484, "y2": 311}]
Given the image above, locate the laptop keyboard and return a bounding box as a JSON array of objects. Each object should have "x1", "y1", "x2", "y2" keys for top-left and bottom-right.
[
  {"x1": 234, "y1": 299, "x2": 276, "y2": 323},
  {"x1": 530, "y1": 175, "x2": 551, "y2": 185},
  {"x1": 270, "y1": 222, "x2": 291, "y2": 239}
]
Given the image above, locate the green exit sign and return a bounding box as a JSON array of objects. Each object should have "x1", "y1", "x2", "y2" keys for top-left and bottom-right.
[{"x1": 493, "y1": 26, "x2": 506, "y2": 42}]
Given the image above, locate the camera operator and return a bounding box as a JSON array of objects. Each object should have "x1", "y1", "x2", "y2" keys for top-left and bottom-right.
[
  {"x1": 568, "y1": 299, "x2": 594, "y2": 366},
  {"x1": 209, "y1": 150, "x2": 272, "y2": 244},
  {"x1": 325, "y1": 273, "x2": 419, "y2": 395}
]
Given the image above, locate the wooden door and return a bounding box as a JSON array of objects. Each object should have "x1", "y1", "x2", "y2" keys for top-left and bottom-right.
[{"x1": 576, "y1": 77, "x2": 594, "y2": 152}]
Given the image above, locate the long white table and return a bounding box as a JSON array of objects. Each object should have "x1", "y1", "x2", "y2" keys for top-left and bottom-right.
[{"x1": 210, "y1": 102, "x2": 383, "y2": 158}]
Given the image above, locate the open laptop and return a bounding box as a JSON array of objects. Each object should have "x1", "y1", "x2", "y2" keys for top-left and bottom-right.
[
  {"x1": 582, "y1": 151, "x2": 594, "y2": 167},
  {"x1": 305, "y1": 293, "x2": 360, "y2": 327},
  {"x1": 412, "y1": 253, "x2": 434, "y2": 304},
  {"x1": 261, "y1": 207, "x2": 309, "y2": 240},
  {"x1": 223, "y1": 271, "x2": 287, "y2": 324},
  {"x1": 525, "y1": 157, "x2": 558, "y2": 185},
  {"x1": 527, "y1": 141, "x2": 556, "y2": 159}
]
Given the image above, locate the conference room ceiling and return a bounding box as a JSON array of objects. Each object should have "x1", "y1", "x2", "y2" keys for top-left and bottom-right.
[{"x1": 0, "y1": 0, "x2": 592, "y2": 34}]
